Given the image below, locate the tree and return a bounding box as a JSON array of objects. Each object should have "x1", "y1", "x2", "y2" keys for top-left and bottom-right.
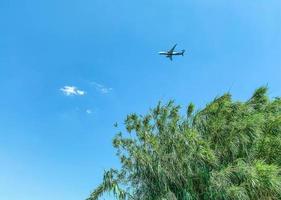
[{"x1": 87, "y1": 87, "x2": 281, "y2": 200}]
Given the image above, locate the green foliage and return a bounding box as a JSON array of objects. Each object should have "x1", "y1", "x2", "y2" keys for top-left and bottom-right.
[{"x1": 88, "y1": 87, "x2": 281, "y2": 200}]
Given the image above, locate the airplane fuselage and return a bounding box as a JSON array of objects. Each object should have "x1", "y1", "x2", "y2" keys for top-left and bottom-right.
[
  {"x1": 158, "y1": 51, "x2": 184, "y2": 56},
  {"x1": 159, "y1": 44, "x2": 185, "y2": 60}
]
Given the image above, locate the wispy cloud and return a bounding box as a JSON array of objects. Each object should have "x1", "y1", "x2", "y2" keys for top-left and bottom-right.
[
  {"x1": 86, "y1": 109, "x2": 92, "y2": 114},
  {"x1": 91, "y1": 82, "x2": 113, "y2": 94},
  {"x1": 60, "y1": 86, "x2": 86, "y2": 96}
]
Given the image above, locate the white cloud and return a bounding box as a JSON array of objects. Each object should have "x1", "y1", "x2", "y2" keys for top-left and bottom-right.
[
  {"x1": 91, "y1": 82, "x2": 113, "y2": 94},
  {"x1": 60, "y1": 86, "x2": 86, "y2": 96},
  {"x1": 86, "y1": 109, "x2": 92, "y2": 114}
]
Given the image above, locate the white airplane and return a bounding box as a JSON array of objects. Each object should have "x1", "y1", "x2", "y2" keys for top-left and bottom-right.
[{"x1": 159, "y1": 44, "x2": 185, "y2": 61}]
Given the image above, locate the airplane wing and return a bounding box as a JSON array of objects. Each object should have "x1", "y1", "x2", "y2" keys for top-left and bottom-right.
[
  {"x1": 168, "y1": 44, "x2": 177, "y2": 53},
  {"x1": 167, "y1": 55, "x2": 173, "y2": 61}
]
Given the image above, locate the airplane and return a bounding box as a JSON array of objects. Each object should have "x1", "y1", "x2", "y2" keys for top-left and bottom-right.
[{"x1": 158, "y1": 44, "x2": 185, "y2": 61}]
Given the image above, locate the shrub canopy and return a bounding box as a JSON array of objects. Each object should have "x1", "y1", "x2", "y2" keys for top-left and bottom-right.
[{"x1": 88, "y1": 87, "x2": 281, "y2": 200}]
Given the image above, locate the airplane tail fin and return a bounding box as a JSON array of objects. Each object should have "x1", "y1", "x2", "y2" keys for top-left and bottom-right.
[{"x1": 182, "y1": 50, "x2": 185, "y2": 56}]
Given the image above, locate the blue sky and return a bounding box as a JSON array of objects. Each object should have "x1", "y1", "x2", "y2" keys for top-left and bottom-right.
[{"x1": 0, "y1": 0, "x2": 280, "y2": 199}]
